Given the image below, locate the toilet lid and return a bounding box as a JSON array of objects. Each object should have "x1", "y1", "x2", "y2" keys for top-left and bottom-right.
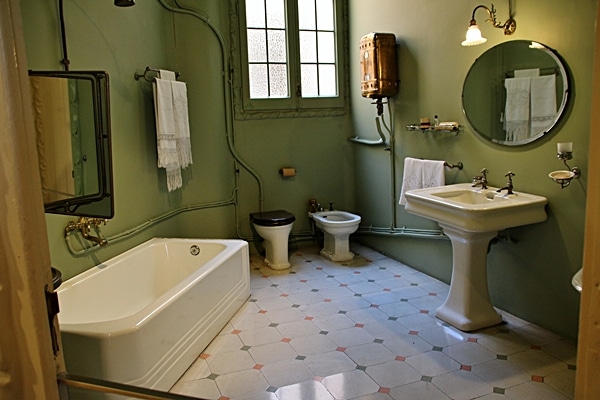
[{"x1": 250, "y1": 210, "x2": 296, "y2": 226}]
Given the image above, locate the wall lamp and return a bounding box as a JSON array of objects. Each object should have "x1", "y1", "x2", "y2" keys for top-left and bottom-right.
[{"x1": 461, "y1": 2, "x2": 516, "y2": 46}]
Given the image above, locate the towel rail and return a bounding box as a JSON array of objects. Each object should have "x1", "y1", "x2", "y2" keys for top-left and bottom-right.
[
  {"x1": 134, "y1": 66, "x2": 180, "y2": 82},
  {"x1": 504, "y1": 67, "x2": 558, "y2": 78},
  {"x1": 444, "y1": 161, "x2": 463, "y2": 170}
]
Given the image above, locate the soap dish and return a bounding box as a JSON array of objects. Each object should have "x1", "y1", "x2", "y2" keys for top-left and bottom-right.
[{"x1": 549, "y1": 170, "x2": 576, "y2": 188}]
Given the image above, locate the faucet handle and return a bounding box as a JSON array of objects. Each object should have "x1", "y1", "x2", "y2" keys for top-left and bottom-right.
[{"x1": 504, "y1": 171, "x2": 515, "y2": 184}]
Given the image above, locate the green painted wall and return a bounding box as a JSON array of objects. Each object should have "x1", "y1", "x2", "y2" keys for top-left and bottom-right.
[
  {"x1": 349, "y1": 0, "x2": 596, "y2": 340},
  {"x1": 20, "y1": 0, "x2": 354, "y2": 279},
  {"x1": 20, "y1": 0, "x2": 595, "y2": 340}
]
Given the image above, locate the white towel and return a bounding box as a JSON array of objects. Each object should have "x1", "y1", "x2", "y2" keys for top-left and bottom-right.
[
  {"x1": 171, "y1": 80, "x2": 193, "y2": 168},
  {"x1": 514, "y1": 68, "x2": 540, "y2": 78},
  {"x1": 399, "y1": 157, "x2": 445, "y2": 206},
  {"x1": 153, "y1": 69, "x2": 193, "y2": 192},
  {"x1": 504, "y1": 77, "x2": 531, "y2": 142},
  {"x1": 153, "y1": 77, "x2": 182, "y2": 191},
  {"x1": 530, "y1": 75, "x2": 557, "y2": 134},
  {"x1": 159, "y1": 69, "x2": 177, "y2": 81}
]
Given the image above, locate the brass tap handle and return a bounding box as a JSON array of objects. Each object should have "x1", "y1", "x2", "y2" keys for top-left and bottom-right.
[{"x1": 505, "y1": 171, "x2": 515, "y2": 189}]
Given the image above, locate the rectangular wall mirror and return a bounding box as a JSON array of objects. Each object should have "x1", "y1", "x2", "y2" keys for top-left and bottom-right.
[{"x1": 29, "y1": 70, "x2": 114, "y2": 218}]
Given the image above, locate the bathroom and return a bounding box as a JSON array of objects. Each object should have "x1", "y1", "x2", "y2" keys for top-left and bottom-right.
[{"x1": 4, "y1": 0, "x2": 599, "y2": 397}]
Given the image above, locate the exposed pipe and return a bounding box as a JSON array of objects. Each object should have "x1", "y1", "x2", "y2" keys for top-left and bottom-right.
[
  {"x1": 65, "y1": 192, "x2": 237, "y2": 256},
  {"x1": 57, "y1": 0, "x2": 70, "y2": 70},
  {"x1": 157, "y1": 0, "x2": 264, "y2": 214}
]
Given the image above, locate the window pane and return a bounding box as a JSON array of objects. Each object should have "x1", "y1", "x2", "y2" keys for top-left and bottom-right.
[
  {"x1": 299, "y1": 31, "x2": 317, "y2": 63},
  {"x1": 267, "y1": 30, "x2": 287, "y2": 62},
  {"x1": 246, "y1": 0, "x2": 265, "y2": 28},
  {"x1": 317, "y1": 31, "x2": 335, "y2": 63},
  {"x1": 266, "y1": 0, "x2": 285, "y2": 29},
  {"x1": 316, "y1": 0, "x2": 334, "y2": 31},
  {"x1": 247, "y1": 29, "x2": 267, "y2": 62},
  {"x1": 298, "y1": 0, "x2": 316, "y2": 30},
  {"x1": 249, "y1": 64, "x2": 269, "y2": 98},
  {"x1": 269, "y1": 64, "x2": 289, "y2": 97},
  {"x1": 319, "y1": 64, "x2": 337, "y2": 96},
  {"x1": 301, "y1": 64, "x2": 318, "y2": 97}
]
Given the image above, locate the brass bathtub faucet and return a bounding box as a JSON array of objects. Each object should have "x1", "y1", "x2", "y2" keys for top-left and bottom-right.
[{"x1": 65, "y1": 217, "x2": 108, "y2": 246}]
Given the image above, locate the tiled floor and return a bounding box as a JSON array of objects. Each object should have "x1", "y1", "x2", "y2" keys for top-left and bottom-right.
[{"x1": 170, "y1": 243, "x2": 577, "y2": 400}]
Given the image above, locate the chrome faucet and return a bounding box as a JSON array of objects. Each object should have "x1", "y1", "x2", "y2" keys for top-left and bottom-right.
[
  {"x1": 496, "y1": 171, "x2": 515, "y2": 195},
  {"x1": 472, "y1": 168, "x2": 488, "y2": 189},
  {"x1": 65, "y1": 217, "x2": 108, "y2": 246}
]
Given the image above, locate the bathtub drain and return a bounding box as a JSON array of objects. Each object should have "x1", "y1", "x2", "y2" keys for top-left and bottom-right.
[{"x1": 190, "y1": 245, "x2": 200, "y2": 256}]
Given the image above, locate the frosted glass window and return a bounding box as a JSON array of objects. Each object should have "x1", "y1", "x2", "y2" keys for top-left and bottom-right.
[
  {"x1": 246, "y1": 0, "x2": 289, "y2": 99},
  {"x1": 317, "y1": 31, "x2": 335, "y2": 63},
  {"x1": 298, "y1": 0, "x2": 316, "y2": 30},
  {"x1": 267, "y1": 30, "x2": 287, "y2": 62},
  {"x1": 318, "y1": 64, "x2": 337, "y2": 96},
  {"x1": 249, "y1": 64, "x2": 269, "y2": 98},
  {"x1": 247, "y1": 30, "x2": 267, "y2": 62},
  {"x1": 269, "y1": 64, "x2": 289, "y2": 97},
  {"x1": 298, "y1": 0, "x2": 337, "y2": 97},
  {"x1": 299, "y1": 31, "x2": 317, "y2": 63},
  {"x1": 242, "y1": 0, "x2": 341, "y2": 105},
  {"x1": 266, "y1": 0, "x2": 285, "y2": 28},
  {"x1": 316, "y1": 0, "x2": 334, "y2": 30},
  {"x1": 301, "y1": 65, "x2": 318, "y2": 97},
  {"x1": 246, "y1": 0, "x2": 266, "y2": 27}
]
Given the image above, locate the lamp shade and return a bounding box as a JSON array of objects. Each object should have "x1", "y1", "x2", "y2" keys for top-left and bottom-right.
[{"x1": 461, "y1": 24, "x2": 487, "y2": 46}]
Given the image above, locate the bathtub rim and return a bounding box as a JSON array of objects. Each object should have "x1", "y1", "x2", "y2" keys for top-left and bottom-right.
[{"x1": 57, "y1": 237, "x2": 249, "y2": 337}]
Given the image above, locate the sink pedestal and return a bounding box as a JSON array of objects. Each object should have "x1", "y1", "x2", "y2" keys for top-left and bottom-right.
[{"x1": 436, "y1": 223, "x2": 502, "y2": 331}]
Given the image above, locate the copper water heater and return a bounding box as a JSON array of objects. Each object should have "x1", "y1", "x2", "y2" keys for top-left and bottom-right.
[{"x1": 360, "y1": 32, "x2": 398, "y2": 99}]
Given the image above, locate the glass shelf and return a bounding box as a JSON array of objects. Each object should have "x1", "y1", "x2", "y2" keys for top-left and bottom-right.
[{"x1": 406, "y1": 124, "x2": 461, "y2": 134}]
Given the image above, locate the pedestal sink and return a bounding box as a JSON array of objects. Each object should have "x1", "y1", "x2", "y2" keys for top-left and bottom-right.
[{"x1": 405, "y1": 183, "x2": 548, "y2": 331}]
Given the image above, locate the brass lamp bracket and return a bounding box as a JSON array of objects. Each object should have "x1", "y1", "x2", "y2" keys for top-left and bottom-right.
[{"x1": 471, "y1": 3, "x2": 516, "y2": 35}]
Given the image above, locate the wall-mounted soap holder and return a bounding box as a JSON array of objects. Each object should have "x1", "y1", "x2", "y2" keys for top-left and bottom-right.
[{"x1": 550, "y1": 143, "x2": 581, "y2": 189}]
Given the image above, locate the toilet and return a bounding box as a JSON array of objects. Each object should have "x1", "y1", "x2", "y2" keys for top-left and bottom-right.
[
  {"x1": 250, "y1": 210, "x2": 296, "y2": 270},
  {"x1": 310, "y1": 211, "x2": 361, "y2": 261}
]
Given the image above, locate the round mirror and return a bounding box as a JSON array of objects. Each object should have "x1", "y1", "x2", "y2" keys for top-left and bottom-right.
[{"x1": 462, "y1": 40, "x2": 569, "y2": 146}]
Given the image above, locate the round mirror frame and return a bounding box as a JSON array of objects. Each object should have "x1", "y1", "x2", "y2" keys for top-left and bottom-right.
[{"x1": 462, "y1": 40, "x2": 569, "y2": 146}]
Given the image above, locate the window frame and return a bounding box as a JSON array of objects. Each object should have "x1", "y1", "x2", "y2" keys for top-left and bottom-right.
[{"x1": 231, "y1": 0, "x2": 348, "y2": 119}]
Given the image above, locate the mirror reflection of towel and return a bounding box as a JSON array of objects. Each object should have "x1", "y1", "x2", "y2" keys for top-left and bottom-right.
[
  {"x1": 399, "y1": 157, "x2": 445, "y2": 206},
  {"x1": 530, "y1": 75, "x2": 557, "y2": 133},
  {"x1": 504, "y1": 77, "x2": 531, "y2": 142}
]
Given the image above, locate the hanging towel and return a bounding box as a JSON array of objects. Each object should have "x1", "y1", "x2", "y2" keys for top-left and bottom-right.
[
  {"x1": 530, "y1": 75, "x2": 557, "y2": 134},
  {"x1": 153, "y1": 77, "x2": 182, "y2": 191},
  {"x1": 171, "y1": 80, "x2": 193, "y2": 168},
  {"x1": 504, "y1": 77, "x2": 531, "y2": 142},
  {"x1": 514, "y1": 68, "x2": 540, "y2": 78},
  {"x1": 399, "y1": 157, "x2": 445, "y2": 206},
  {"x1": 159, "y1": 69, "x2": 177, "y2": 81}
]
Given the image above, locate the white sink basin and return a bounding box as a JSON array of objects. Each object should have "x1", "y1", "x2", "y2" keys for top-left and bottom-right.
[
  {"x1": 403, "y1": 183, "x2": 548, "y2": 331},
  {"x1": 405, "y1": 183, "x2": 548, "y2": 232}
]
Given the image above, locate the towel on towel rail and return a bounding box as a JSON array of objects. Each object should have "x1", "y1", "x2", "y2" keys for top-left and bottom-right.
[
  {"x1": 153, "y1": 69, "x2": 193, "y2": 192},
  {"x1": 399, "y1": 157, "x2": 445, "y2": 206}
]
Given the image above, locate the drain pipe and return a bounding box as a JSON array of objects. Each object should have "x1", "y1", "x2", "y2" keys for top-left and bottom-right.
[
  {"x1": 351, "y1": 99, "x2": 447, "y2": 239},
  {"x1": 158, "y1": 0, "x2": 264, "y2": 216}
]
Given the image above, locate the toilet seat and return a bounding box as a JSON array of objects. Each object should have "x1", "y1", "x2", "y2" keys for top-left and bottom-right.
[{"x1": 250, "y1": 210, "x2": 295, "y2": 226}]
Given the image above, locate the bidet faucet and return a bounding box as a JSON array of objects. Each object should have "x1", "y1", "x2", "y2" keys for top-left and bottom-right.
[
  {"x1": 472, "y1": 168, "x2": 488, "y2": 189},
  {"x1": 496, "y1": 171, "x2": 515, "y2": 195}
]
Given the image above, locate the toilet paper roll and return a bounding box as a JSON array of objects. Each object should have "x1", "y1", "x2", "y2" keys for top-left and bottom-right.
[{"x1": 279, "y1": 167, "x2": 296, "y2": 177}]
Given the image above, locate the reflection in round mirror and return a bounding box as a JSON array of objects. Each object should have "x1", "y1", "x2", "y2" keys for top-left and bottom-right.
[{"x1": 462, "y1": 40, "x2": 569, "y2": 146}]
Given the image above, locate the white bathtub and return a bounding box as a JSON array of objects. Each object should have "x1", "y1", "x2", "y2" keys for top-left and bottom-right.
[{"x1": 57, "y1": 238, "x2": 250, "y2": 392}]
